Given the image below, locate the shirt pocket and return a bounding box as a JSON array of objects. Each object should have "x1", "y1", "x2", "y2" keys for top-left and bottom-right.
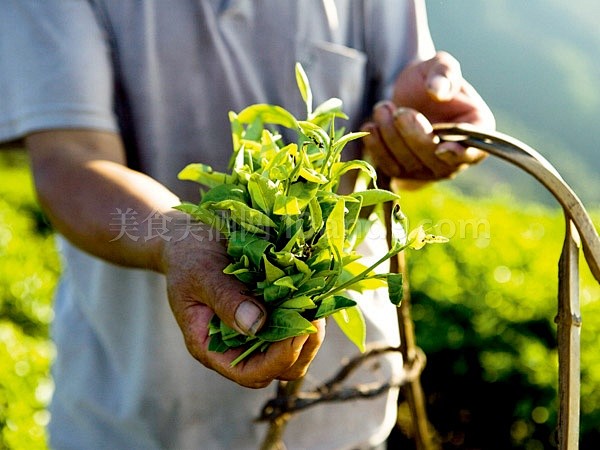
[{"x1": 298, "y1": 40, "x2": 368, "y2": 127}]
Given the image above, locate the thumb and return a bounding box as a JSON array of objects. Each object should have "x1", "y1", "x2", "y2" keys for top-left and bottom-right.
[
  {"x1": 427, "y1": 73, "x2": 454, "y2": 102},
  {"x1": 425, "y1": 51, "x2": 463, "y2": 102},
  {"x1": 232, "y1": 298, "x2": 266, "y2": 336},
  {"x1": 198, "y1": 254, "x2": 266, "y2": 336},
  {"x1": 164, "y1": 238, "x2": 267, "y2": 337}
]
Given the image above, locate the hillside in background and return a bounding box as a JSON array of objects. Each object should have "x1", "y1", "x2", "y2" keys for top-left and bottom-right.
[{"x1": 426, "y1": 0, "x2": 600, "y2": 209}]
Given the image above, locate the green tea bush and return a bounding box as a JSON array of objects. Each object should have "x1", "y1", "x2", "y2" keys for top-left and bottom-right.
[
  {"x1": 0, "y1": 151, "x2": 57, "y2": 450},
  {"x1": 394, "y1": 183, "x2": 600, "y2": 449}
]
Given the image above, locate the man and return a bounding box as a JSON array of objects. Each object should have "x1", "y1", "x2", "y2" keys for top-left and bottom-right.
[{"x1": 0, "y1": 1, "x2": 493, "y2": 448}]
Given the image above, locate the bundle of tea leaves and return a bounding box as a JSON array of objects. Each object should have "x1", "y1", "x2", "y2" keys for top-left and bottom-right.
[{"x1": 176, "y1": 64, "x2": 445, "y2": 365}]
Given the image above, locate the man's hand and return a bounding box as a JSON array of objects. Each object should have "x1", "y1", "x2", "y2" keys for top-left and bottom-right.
[
  {"x1": 362, "y1": 51, "x2": 495, "y2": 185},
  {"x1": 160, "y1": 222, "x2": 326, "y2": 389},
  {"x1": 26, "y1": 129, "x2": 325, "y2": 390}
]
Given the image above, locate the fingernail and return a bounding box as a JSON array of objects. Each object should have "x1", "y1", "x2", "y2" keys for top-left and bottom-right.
[
  {"x1": 373, "y1": 100, "x2": 396, "y2": 118},
  {"x1": 394, "y1": 109, "x2": 436, "y2": 139},
  {"x1": 361, "y1": 122, "x2": 375, "y2": 133},
  {"x1": 373, "y1": 100, "x2": 390, "y2": 110},
  {"x1": 393, "y1": 107, "x2": 410, "y2": 118},
  {"x1": 235, "y1": 300, "x2": 264, "y2": 336},
  {"x1": 428, "y1": 75, "x2": 452, "y2": 101},
  {"x1": 413, "y1": 112, "x2": 434, "y2": 135}
]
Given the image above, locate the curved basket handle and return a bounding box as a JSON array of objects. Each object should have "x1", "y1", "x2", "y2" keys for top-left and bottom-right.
[
  {"x1": 434, "y1": 123, "x2": 600, "y2": 450},
  {"x1": 433, "y1": 123, "x2": 600, "y2": 283}
]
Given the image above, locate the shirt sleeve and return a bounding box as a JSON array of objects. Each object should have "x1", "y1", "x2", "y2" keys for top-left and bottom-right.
[{"x1": 0, "y1": 0, "x2": 118, "y2": 143}]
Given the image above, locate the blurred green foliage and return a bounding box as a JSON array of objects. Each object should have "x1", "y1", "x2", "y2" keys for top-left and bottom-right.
[
  {"x1": 394, "y1": 183, "x2": 600, "y2": 449},
  {"x1": 1, "y1": 153, "x2": 599, "y2": 449},
  {"x1": 0, "y1": 151, "x2": 57, "y2": 450}
]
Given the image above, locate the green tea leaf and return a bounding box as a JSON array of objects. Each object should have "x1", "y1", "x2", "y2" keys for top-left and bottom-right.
[
  {"x1": 292, "y1": 256, "x2": 312, "y2": 277},
  {"x1": 336, "y1": 260, "x2": 385, "y2": 293},
  {"x1": 223, "y1": 261, "x2": 257, "y2": 284},
  {"x1": 340, "y1": 260, "x2": 370, "y2": 277},
  {"x1": 388, "y1": 272, "x2": 404, "y2": 306},
  {"x1": 273, "y1": 194, "x2": 302, "y2": 216},
  {"x1": 330, "y1": 160, "x2": 377, "y2": 184},
  {"x1": 232, "y1": 142, "x2": 246, "y2": 173},
  {"x1": 257, "y1": 309, "x2": 317, "y2": 342},
  {"x1": 279, "y1": 295, "x2": 317, "y2": 311},
  {"x1": 390, "y1": 203, "x2": 409, "y2": 251},
  {"x1": 227, "y1": 231, "x2": 273, "y2": 268},
  {"x1": 178, "y1": 163, "x2": 235, "y2": 188},
  {"x1": 331, "y1": 131, "x2": 370, "y2": 154},
  {"x1": 407, "y1": 226, "x2": 449, "y2": 250},
  {"x1": 350, "y1": 189, "x2": 401, "y2": 207},
  {"x1": 288, "y1": 181, "x2": 320, "y2": 210},
  {"x1": 222, "y1": 326, "x2": 250, "y2": 347},
  {"x1": 208, "y1": 332, "x2": 230, "y2": 353},
  {"x1": 341, "y1": 252, "x2": 363, "y2": 265},
  {"x1": 223, "y1": 334, "x2": 250, "y2": 348},
  {"x1": 247, "y1": 173, "x2": 277, "y2": 214},
  {"x1": 172, "y1": 202, "x2": 228, "y2": 234},
  {"x1": 315, "y1": 295, "x2": 357, "y2": 319},
  {"x1": 310, "y1": 97, "x2": 344, "y2": 124},
  {"x1": 208, "y1": 314, "x2": 222, "y2": 336},
  {"x1": 237, "y1": 104, "x2": 298, "y2": 129},
  {"x1": 243, "y1": 116, "x2": 265, "y2": 142},
  {"x1": 321, "y1": 243, "x2": 343, "y2": 295},
  {"x1": 263, "y1": 143, "x2": 296, "y2": 175},
  {"x1": 239, "y1": 221, "x2": 271, "y2": 235},
  {"x1": 308, "y1": 197, "x2": 323, "y2": 231},
  {"x1": 262, "y1": 284, "x2": 291, "y2": 302},
  {"x1": 326, "y1": 198, "x2": 345, "y2": 256},
  {"x1": 298, "y1": 167, "x2": 329, "y2": 184},
  {"x1": 220, "y1": 321, "x2": 241, "y2": 341},
  {"x1": 346, "y1": 277, "x2": 388, "y2": 293},
  {"x1": 211, "y1": 199, "x2": 277, "y2": 228},
  {"x1": 269, "y1": 166, "x2": 291, "y2": 182},
  {"x1": 407, "y1": 226, "x2": 427, "y2": 250},
  {"x1": 201, "y1": 184, "x2": 248, "y2": 205},
  {"x1": 229, "y1": 111, "x2": 244, "y2": 152},
  {"x1": 273, "y1": 275, "x2": 299, "y2": 290},
  {"x1": 298, "y1": 120, "x2": 330, "y2": 148},
  {"x1": 272, "y1": 250, "x2": 295, "y2": 267},
  {"x1": 344, "y1": 195, "x2": 362, "y2": 235},
  {"x1": 259, "y1": 128, "x2": 280, "y2": 150},
  {"x1": 262, "y1": 255, "x2": 286, "y2": 284},
  {"x1": 296, "y1": 276, "x2": 328, "y2": 296},
  {"x1": 306, "y1": 248, "x2": 331, "y2": 270},
  {"x1": 295, "y1": 62, "x2": 313, "y2": 116},
  {"x1": 332, "y1": 306, "x2": 366, "y2": 352}
]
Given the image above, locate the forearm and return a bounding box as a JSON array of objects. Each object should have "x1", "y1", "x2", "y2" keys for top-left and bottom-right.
[{"x1": 26, "y1": 130, "x2": 180, "y2": 272}]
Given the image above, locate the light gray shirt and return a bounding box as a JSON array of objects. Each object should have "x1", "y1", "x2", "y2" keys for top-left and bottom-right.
[{"x1": 0, "y1": 1, "x2": 435, "y2": 449}]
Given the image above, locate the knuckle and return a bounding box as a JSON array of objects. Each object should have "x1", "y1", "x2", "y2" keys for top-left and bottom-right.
[
  {"x1": 242, "y1": 378, "x2": 273, "y2": 389},
  {"x1": 278, "y1": 368, "x2": 308, "y2": 381}
]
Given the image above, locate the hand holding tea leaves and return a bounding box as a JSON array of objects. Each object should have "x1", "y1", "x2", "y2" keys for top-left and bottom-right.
[{"x1": 176, "y1": 63, "x2": 447, "y2": 367}]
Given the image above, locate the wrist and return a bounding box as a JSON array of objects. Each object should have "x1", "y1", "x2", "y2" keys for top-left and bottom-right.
[{"x1": 152, "y1": 209, "x2": 227, "y2": 274}]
